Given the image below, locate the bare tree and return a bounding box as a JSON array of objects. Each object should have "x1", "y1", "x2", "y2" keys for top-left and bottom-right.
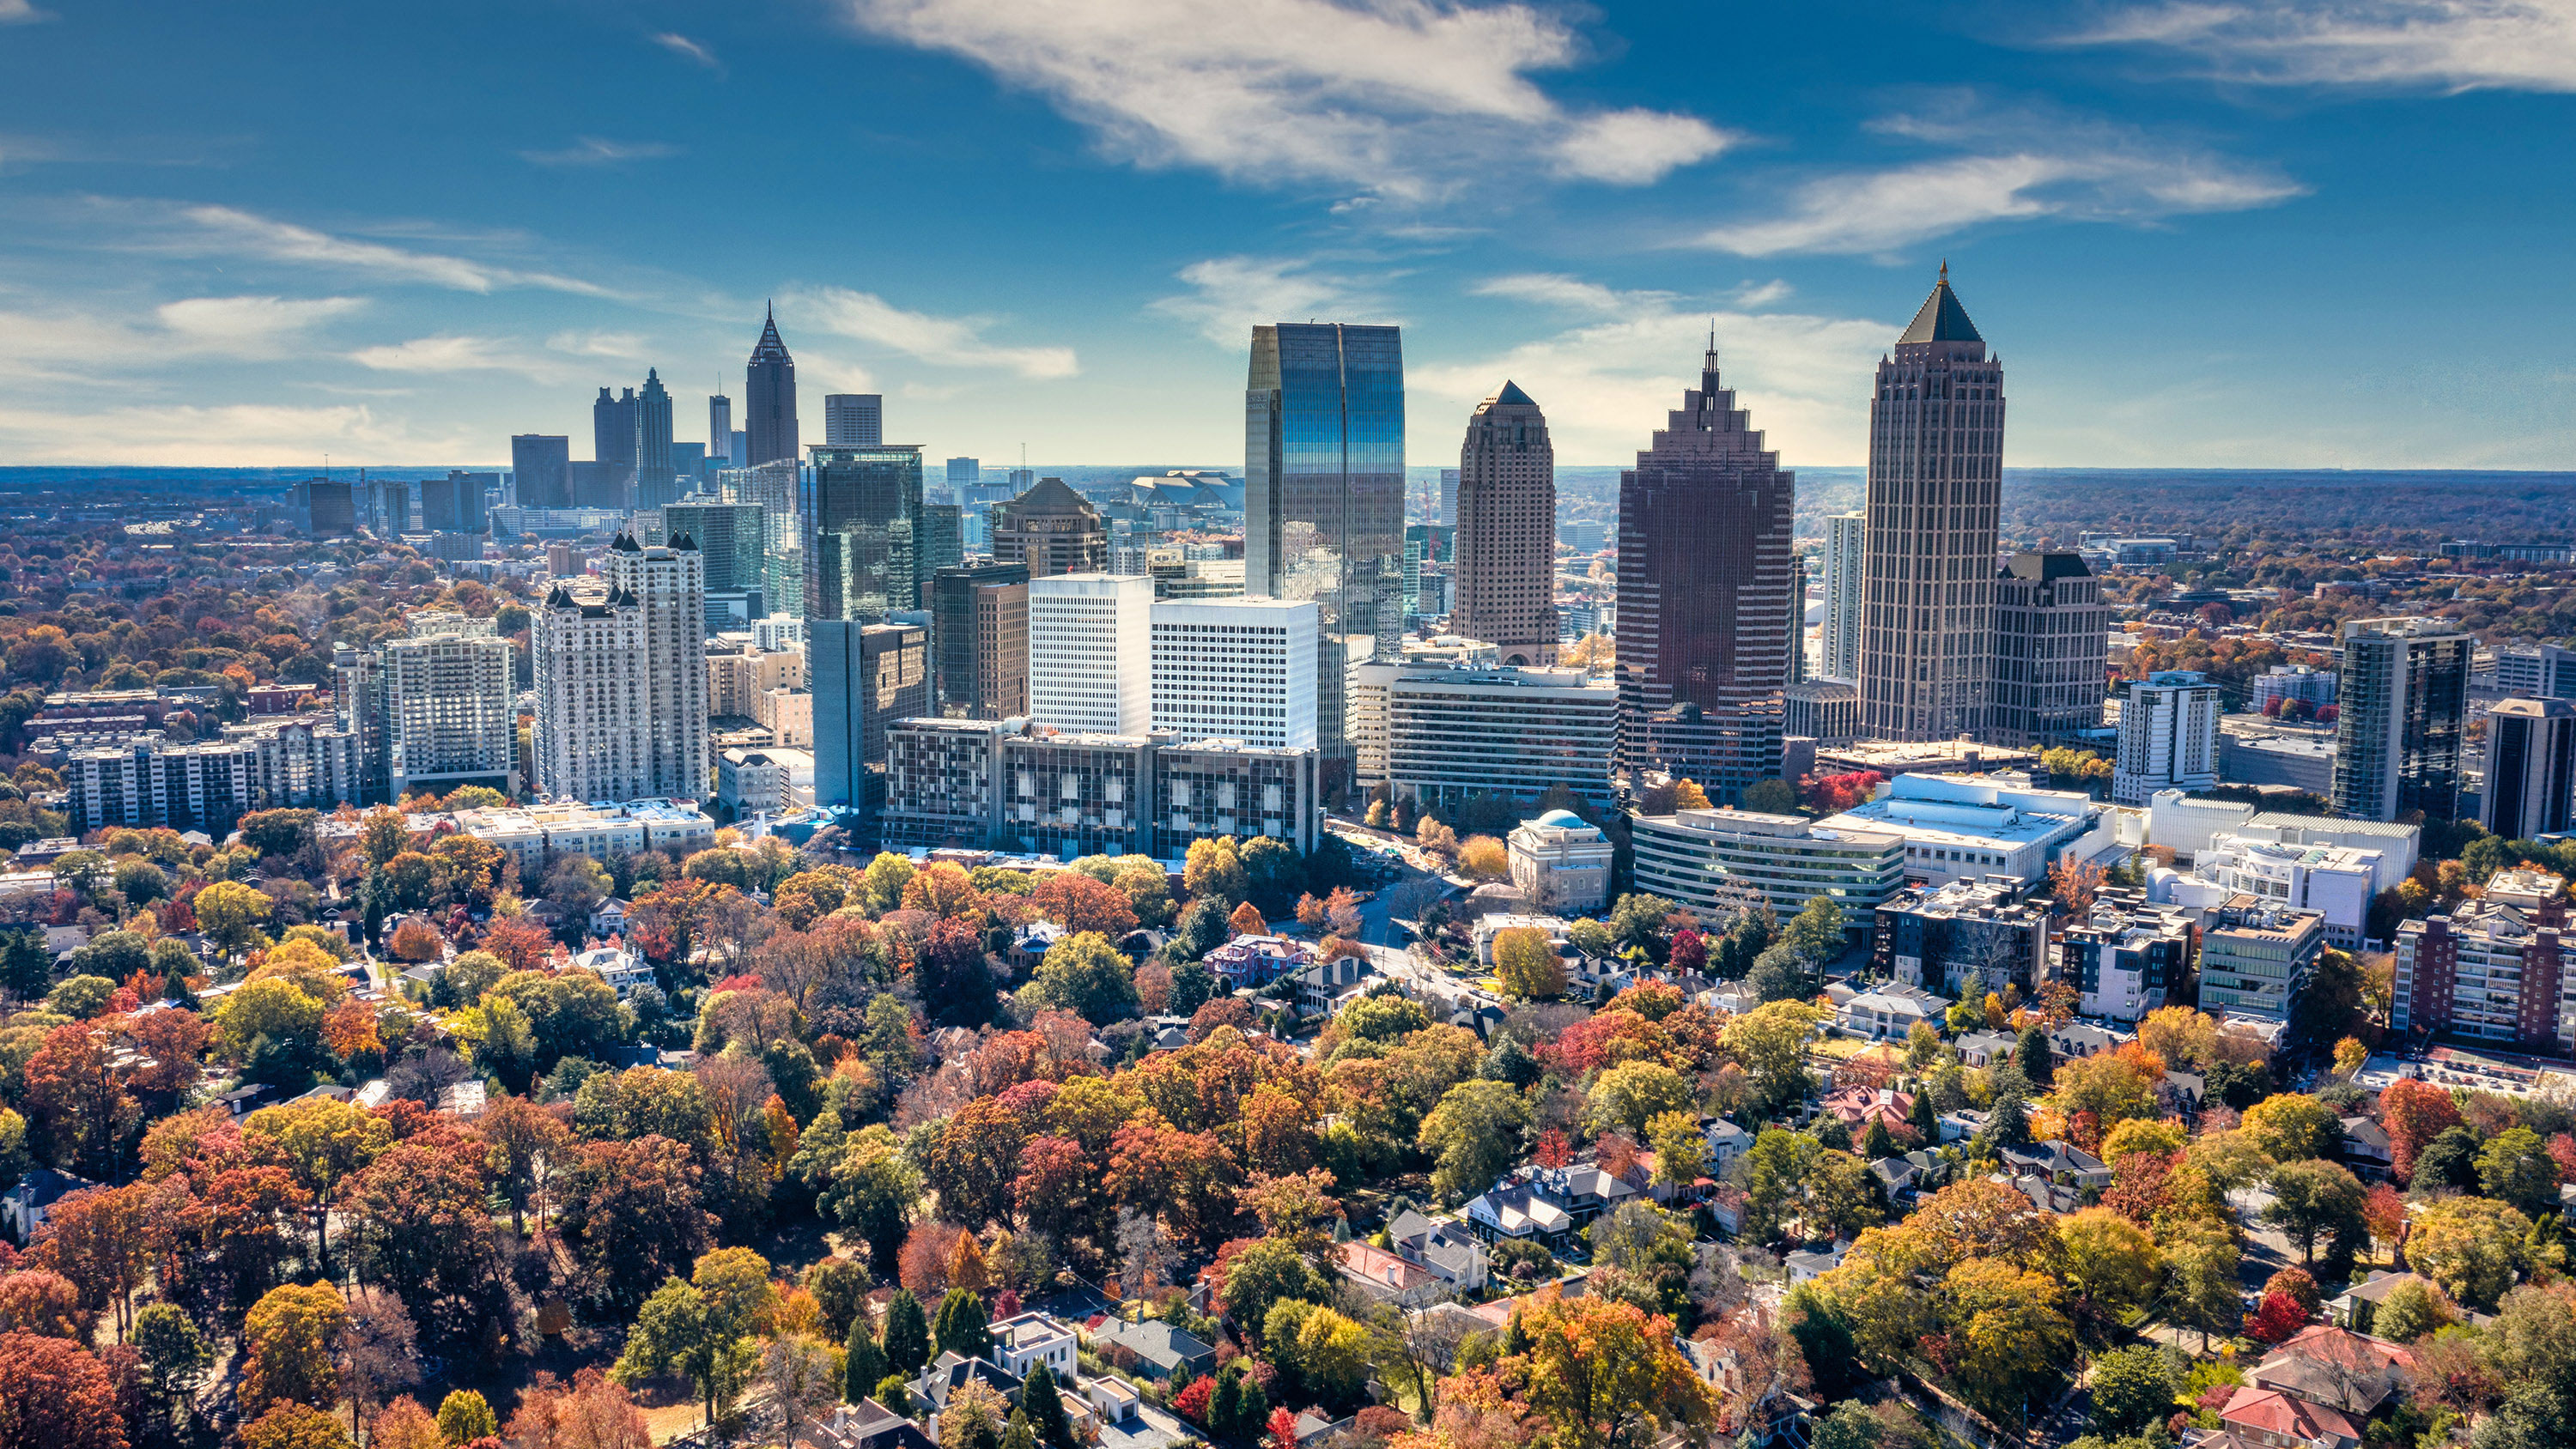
[{"x1": 337, "y1": 1286, "x2": 421, "y2": 1442}]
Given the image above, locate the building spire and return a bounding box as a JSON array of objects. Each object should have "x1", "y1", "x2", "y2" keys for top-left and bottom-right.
[{"x1": 1699, "y1": 318, "x2": 1722, "y2": 412}]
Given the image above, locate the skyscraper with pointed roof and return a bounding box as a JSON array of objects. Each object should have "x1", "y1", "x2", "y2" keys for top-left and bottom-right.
[
  {"x1": 746, "y1": 306, "x2": 799, "y2": 468},
  {"x1": 1450, "y1": 380, "x2": 1557, "y2": 665},
  {"x1": 1858, "y1": 268, "x2": 2006, "y2": 741},
  {"x1": 1613, "y1": 334, "x2": 1795, "y2": 797}
]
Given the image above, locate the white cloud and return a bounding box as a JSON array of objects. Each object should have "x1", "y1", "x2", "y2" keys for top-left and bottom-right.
[
  {"x1": 1415, "y1": 278, "x2": 1895, "y2": 464},
  {"x1": 173, "y1": 204, "x2": 613, "y2": 296},
  {"x1": 520, "y1": 137, "x2": 682, "y2": 167},
  {"x1": 840, "y1": 0, "x2": 1730, "y2": 199},
  {"x1": 1151, "y1": 256, "x2": 1384, "y2": 348},
  {"x1": 1696, "y1": 100, "x2": 2300, "y2": 256},
  {"x1": 347, "y1": 334, "x2": 564, "y2": 380},
  {"x1": 2070, "y1": 1, "x2": 2576, "y2": 90},
  {"x1": 0, "y1": 403, "x2": 483, "y2": 465},
  {"x1": 793, "y1": 285, "x2": 1078, "y2": 379},
  {"x1": 0, "y1": 295, "x2": 365, "y2": 379},
  {"x1": 545, "y1": 330, "x2": 649, "y2": 359},
  {"x1": 0, "y1": 0, "x2": 49, "y2": 23},
  {"x1": 653, "y1": 32, "x2": 725, "y2": 72}
]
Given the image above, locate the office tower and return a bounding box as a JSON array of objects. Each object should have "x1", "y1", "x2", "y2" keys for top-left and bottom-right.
[
  {"x1": 2482, "y1": 698, "x2": 2576, "y2": 839},
  {"x1": 1613, "y1": 335, "x2": 1795, "y2": 797},
  {"x1": 1386, "y1": 666, "x2": 1619, "y2": 811},
  {"x1": 569, "y1": 462, "x2": 629, "y2": 510},
  {"x1": 664, "y1": 498, "x2": 766, "y2": 597},
  {"x1": 947, "y1": 458, "x2": 981, "y2": 493},
  {"x1": 2111, "y1": 670, "x2": 2219, "y2": 805},
  {"x1": 825, "y1": 394, "x2": 883, "y2": 447},
  {"x1": 1820, "y1": 510, "x2": 1864, "y2": 682},
  {"x1": 292, "y1": 477, "x2": 356, "y2": 537},
  {"x1": 363, "y1": 476, "x2": 411, "y2": 537},
  {"x1": 2335, "y1": 617, "x2": 2472, "y2": 822},
  {"x1": 1029, "y1": 573, "x2": 1152, "y2": 734},
  {"x1": 806, "y1": 444, "x2": 927, "y2": 616},
  {"x1": 672, "y1": 442, "x2": 707, "y2": 490},
  {"x1": 1989, "y1": 551, "x2": 2111, "y2": 747},
  {"x1": 1007, "y1": 467, "x2": 1034, "y2": 491},
  {"x1": 746, "y1": 306, "x2": 799, "y2": 466},
  {"x1": 708, "y1": 393, "x2": 733, "y2": 463},
  {"x1": 1449, "y1": 381, "x2": 1558, "y2": 666},
  {"x1": 990, "y1": 477, "x2": 1108, "y2": 578},
  {"x1": 360, "y1": 611, "x2": 519, "y2": 801},
  {"x1": 545, "y1": 543, "x2": 580, "y2": 578},
  {"x1": 1786, "y1": 553, "x2": 1807, "y2": 686},
  {"x1": 512, "y1": 435, "x2": 572, "y2": 511},
  {"x1": 918, "y1": 504, "x2": 964, "y2": 580},
  {"x1": 2493, "y1": 643, "x2": 2576, "y2": 700},
  {"x1": 1440, "y1": 467, "x2": 1459, "y2": 529},
  {"x1": 1247, "y1": 323, "x2": 1405, "y2": 772},
  {"x1": 634, "y1": 369, "x2": 677, "y2": 509},
  {"x1": 811, "y1": 619, "x2": 927, "y2": 812},
  {"x1": 422, "y1": 470, "x2": 494, "y2": 534},
  {"x1": 1858, "y1": 266, "x2": 2005, "y2": 741},
  {"x1": 532, "y1": 533, "x2": 710, "y2": 803},
  {"x1": 931, "y1": 562, "x2": 1030, "y2": 719},
  {"x1": 1150, "y1": 597, "x2": 1320, "y2": 750},
  {"x1": 593, "y1": 384, "x2": 639, "y2": 504}
]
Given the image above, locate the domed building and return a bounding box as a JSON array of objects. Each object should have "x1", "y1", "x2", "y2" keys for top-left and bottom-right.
[{"x1": 1507, "y1": 808, "x2": 1613, "y2": 914}]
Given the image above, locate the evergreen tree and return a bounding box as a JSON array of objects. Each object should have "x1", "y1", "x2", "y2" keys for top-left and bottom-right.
[
  {"x1": 1021, "y1": 1363, "x2": 1072, "y2": 1449},
  {"x1": 2015, "y1": 1024, "x2": 2054, "y2": 1088},
  {"x1": 935, "y1": 1287, "x2": 991, "y2": 1361},
  {"x1": 1861, "y1": 1118, "x2": 1895, "y2": 1161},
  {"x1": 1908, "y1": 1088, "x2": 1941, "y2": 1140},
  {"x1": 882, "y1": 1289, "x2": 932, "y2": 1374},
  {"x1": 844, "y1": 1319, "x2": 890, "y2": 1403},
  {"x1": 1001, "y1": 1410, "x2": 1038, "y2": 1449},
  {"x1": 1479, "y1": 1034, "x2": 1541, "y2": 1088}
]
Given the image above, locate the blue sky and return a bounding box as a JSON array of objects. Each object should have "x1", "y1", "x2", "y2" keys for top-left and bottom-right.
[{"x1": 1, "y1": 0, "x2": 2570, "y2": 470}]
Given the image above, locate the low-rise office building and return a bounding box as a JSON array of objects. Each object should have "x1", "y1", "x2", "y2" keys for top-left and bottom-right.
[
  {"x1": 1629, "y1": 808, "x2": 1906, "y2": 928},
  {"x1": 2157, "y1": 832, "x2": 2383, "y2": 950},
  {"x1": 1817, "y1": 770, "x2": 2111, "y2": 888},
  {"x1": 1384, "y1": 666, "x2": 1619, "y2": 810},
  {"x1": 2198, "y1": 898, "x2": 2327, "y2": 1026},
  {"x1": 1872, "y1": 876, "x2": 2050, "y2": 998}
]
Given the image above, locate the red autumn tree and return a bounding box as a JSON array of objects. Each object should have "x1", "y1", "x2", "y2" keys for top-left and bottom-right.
[
  {"x1": 477, "y1": 918, "x2": 556, "y2": 973},
  {"x1": 1030, "y1": 875, "x2": 1139, "y2": 938},
  {"x1": 2244, "y1": 1289, "x2": 2311, "y2": 1344},
  {"x1": 0, "y1": 1331, "x2": 130, "y2": 1449},
  {"x1": 2379, "y1": 1078, "x2": 2464, "y2": 1185}
]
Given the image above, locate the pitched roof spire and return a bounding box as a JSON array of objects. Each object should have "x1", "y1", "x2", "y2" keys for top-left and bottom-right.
[
  {"x1": 1699, "y1": 319, "x2": 1722, "y2": 411},
  {"x1": 1898, "y1": 267, "x2": 1982, "y2": 346}
]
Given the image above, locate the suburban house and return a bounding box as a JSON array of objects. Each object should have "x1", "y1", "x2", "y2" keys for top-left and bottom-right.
[
  {"x1": 799, "y1": 1399, "x2": 939, "y2": 1449},
  {"x1": 1334, "y1": 1240, "x2": 1445, "y2": 1307},
  {"x1": 1085, "y1": 1319, "x2": 1216, "y2": 1381},
  {"x1": 1817, "y1": 1086, "x2": 1915, "y2": 1138},
  {"x1": 1386, "y1": 1209, "x2": 1490, "y2": 1292},
  {"x1": 1701, "y1": 1117, "x2": 1756, "y2": 1173},
  {"x1": 2339, "y1": 1117, "x2": 2393, "y2": 1179},
  {"x1": 3, "y1": 1167, "x2": 98, "y2": 1245},
  {"x1": 1836, "y1": 982, "x2": 1951, "y2": 1041},
  {"x1": 1999, "y1": 1139, "x2": 2112, "y2": 1212},
  {"x1": 589, "y1": 898, "x2": 631, "y2": 938},
  {"x1": 987, "y1": 1312, "x2": 1079, "y2": 1381},
  {"x1": 568, "y1": 943, "x2": 656, "y2": 1000},
  {"x1": 1953, "y1": 1029, "x2": 2019, "y2": 1067}
]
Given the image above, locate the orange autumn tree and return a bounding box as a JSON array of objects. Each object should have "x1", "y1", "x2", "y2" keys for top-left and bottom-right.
[{"x1": 1508, "y1": 1292, "x2": 1713, "y2": 1449}]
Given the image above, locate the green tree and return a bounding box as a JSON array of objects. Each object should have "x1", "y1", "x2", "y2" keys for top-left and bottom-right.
[
  {"x1": 1021, "y1": 1363, "x2": 1074, "y2": 1449},
  {"x1": 1722, "y1": 1001, "x2": 1827, "y2": 1115},
  {"x1": 2264, "y1": 1159, "x2": 2367, "y2": 1267},
  {"x1": 1417, "y1": 1079, "x2": 1529, "y2": 1203},
  {"x1": 2088, "y1": 1346, "x2": 2178, "y2": 1440},
  {"x1": 935, "y1": 1286, "x2": 992, "y2": 1360},
  {"x1": 435, "y1": 1391, "x2": 497, "y2": 1445},
  {"x1": 843, "y1": 1319, "x2": 890, "y2": 1404},
  {"x1": 882, "y1": 1288, "x2": 933, "y2": 1374},
  {"x1": 2408, "y1": 1196, "x2": 2531, "y2": 1311},
  {"x1": 132, "y1": 1300, "x2": 212, "y2": 1422},
  {"x1": 194, "y1": 880, "x2": 276, "y2": 961},
  {"x1": 1028, "y1": 931, "x2": 1140, "y2": 1025},
  {"x1": 1583, "y1": 1061, "x2": 1695, "y2": 1137},
  {"x1": 1222, "y1": 1238, "x2": 1333, "y2": 1352},
  {"x1": 2477, "y1": 1127, "x2": 2561, "y2": 1215},
  {"x1": 612, "y1": 1251, "x2": 777, "y2": 1428}
]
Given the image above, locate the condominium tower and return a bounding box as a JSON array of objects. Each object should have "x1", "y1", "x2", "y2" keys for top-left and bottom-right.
[
  {"x1": 1613, "y1": 335, "x2": 1795, "y2": 797},
  {"x1": 2334, "y1": 616, "x2": 2471, "y2": 822},
  {"x1": 1449, "y1": 381, "x2": 1557, "y2": 665},
  {"x1": 1029, "y1": 573, "x2": 1151, "y2": 735},
  {"x1": 2480, "y1": 698, "x2": 2576, "y2": 840},
  {"x1": 1858, "y1": 268, "x2": 2006, "y2": 740},
  {"x1": 1819, "y1": 510, "x2": 1864, "y2": 682},
  {"x1": 1150, "y1": 597, "x2": 1321, "y2": 751},
  {"x1": 532, "y1": 534, "x2": 710, "y2": 803}
]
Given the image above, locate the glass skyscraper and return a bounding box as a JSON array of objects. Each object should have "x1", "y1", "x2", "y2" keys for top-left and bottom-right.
[
  {"x1": 1245, "y1": 322, "x2": 1403, "y2": 779},
  {"x1": 805, "y1": 443, "x2": 926, "y2": 618}
]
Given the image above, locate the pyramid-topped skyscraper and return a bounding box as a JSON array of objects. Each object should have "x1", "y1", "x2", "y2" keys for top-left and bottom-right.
[
  {"x1": 746, "y1": 304, "x2": 799, "y2": 468},
  {"x1": 1614, "y1": 331, "x2": 1795, "y2": 797},
  {"x1": 1450, "y1": 379, "x2": 1557, "y2": 665},
  {"x1": 1858, "y1": 267, "x2": 2005, "y2": 741}
]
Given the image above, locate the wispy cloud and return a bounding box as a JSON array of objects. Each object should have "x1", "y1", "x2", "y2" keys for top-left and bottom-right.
[
  {"x1": 520, "y1": 137, "x2": 682, "y2": 167},
  {"x1": 0, "y1": 0, "x2": 51, "y2": 25},
  {"x1": 171, "y1": 204, "x2": 616, "y2": 296},
  {"x1": 0, "y1": 402, "x2": 483, "y2": 466},
  {"x1": 1418, "y1": 277, "x2": 1894, "y2": 464},
  {"x1": 794, "y1": 285, "x2": 1078, "y2": 379},
  {"x1": 0, "y1": 295, "x2": 366, "y2": 380},
  {"x1": 653, "y1": 31, "x2": 726, "y2": 74},
  {"x1": 839, "y1": 0, "x2": 1731, "y2": 200},
  {"x1": 1151, "y1": 256, "x2": 1386, "y2": 348},
  {"x1": 1695, "y1": 96, "x2": 2300, "y2": 256},
  {"x1": 2068, "y1": 1, "x2": 2576, "y2": 91},
  {"x1": 347, "y1": 334, "x2": 565, "y2": 381},
  {"x1": 545, "y1": 330, "x2": 649, "y2": 359}
]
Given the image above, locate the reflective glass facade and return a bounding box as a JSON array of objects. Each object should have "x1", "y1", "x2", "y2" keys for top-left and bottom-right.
[
  {"x1": 1245, "y1": 323, "x2": 1405, "y2": 770},
  {"x1": 805, "y1": 444, "x2": 926, "y2": 616}
]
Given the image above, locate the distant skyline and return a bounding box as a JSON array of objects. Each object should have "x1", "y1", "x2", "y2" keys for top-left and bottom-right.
[{"x1": 0, "y1": 1, "x2": 2569, "y2": 470}]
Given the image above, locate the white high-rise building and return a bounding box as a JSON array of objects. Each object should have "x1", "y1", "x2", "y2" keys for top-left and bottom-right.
[
  {"x1": 533, "y1": 533, "x2": 710, "y2": 803},
  {"x1": 2111, "y1": 670, "x2": 2219, "y2": 805},
  {"x1": 1150, "y1": 597, "x2": 1319, "y2": 750},
  {"x1": 380, "y1": 611, "x2": 519, "y2": 800},
  {"x1": 824, "y1": 394, "x2": 883, "y2": 447},
  {"x1": 1820, "y1": 509, "x2": 1864, "y2": 682},
  {"x1": 1028, "y1": 573, "x2": 1151, "y2": 735}
]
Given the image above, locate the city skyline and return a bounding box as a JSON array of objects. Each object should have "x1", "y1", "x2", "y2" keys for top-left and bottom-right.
[{"x1": 1, "y1": 3, "x2": 2569, "y2": 470}]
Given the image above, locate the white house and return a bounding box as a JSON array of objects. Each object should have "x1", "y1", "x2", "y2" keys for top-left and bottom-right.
[
  {"x1": 568, "y1": 943, "x2": 656, "y2": 1001},
  {"x1": 1837, "y1": 982, "x2": 1951, "y2": 1041},
  {"x1": 987, "y1": 1311, "x2": 1079, "y2": 1381}
]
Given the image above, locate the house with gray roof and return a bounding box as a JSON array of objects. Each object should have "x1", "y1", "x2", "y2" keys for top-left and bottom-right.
[{"x1": 1085, "y1": 1319, "x2": 1214, "y2": 1381}]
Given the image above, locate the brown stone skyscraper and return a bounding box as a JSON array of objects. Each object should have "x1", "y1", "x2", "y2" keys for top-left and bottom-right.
[
  {"x1": 1449, "y1": 381, "x2": 1556, "y2": 665},
  {"x1": 1614, "y1": 336, "x2": 1794, "y2": 797},
  {"x1": 1859, "y1": 267, "x2": 2004, "y2": 741}
]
